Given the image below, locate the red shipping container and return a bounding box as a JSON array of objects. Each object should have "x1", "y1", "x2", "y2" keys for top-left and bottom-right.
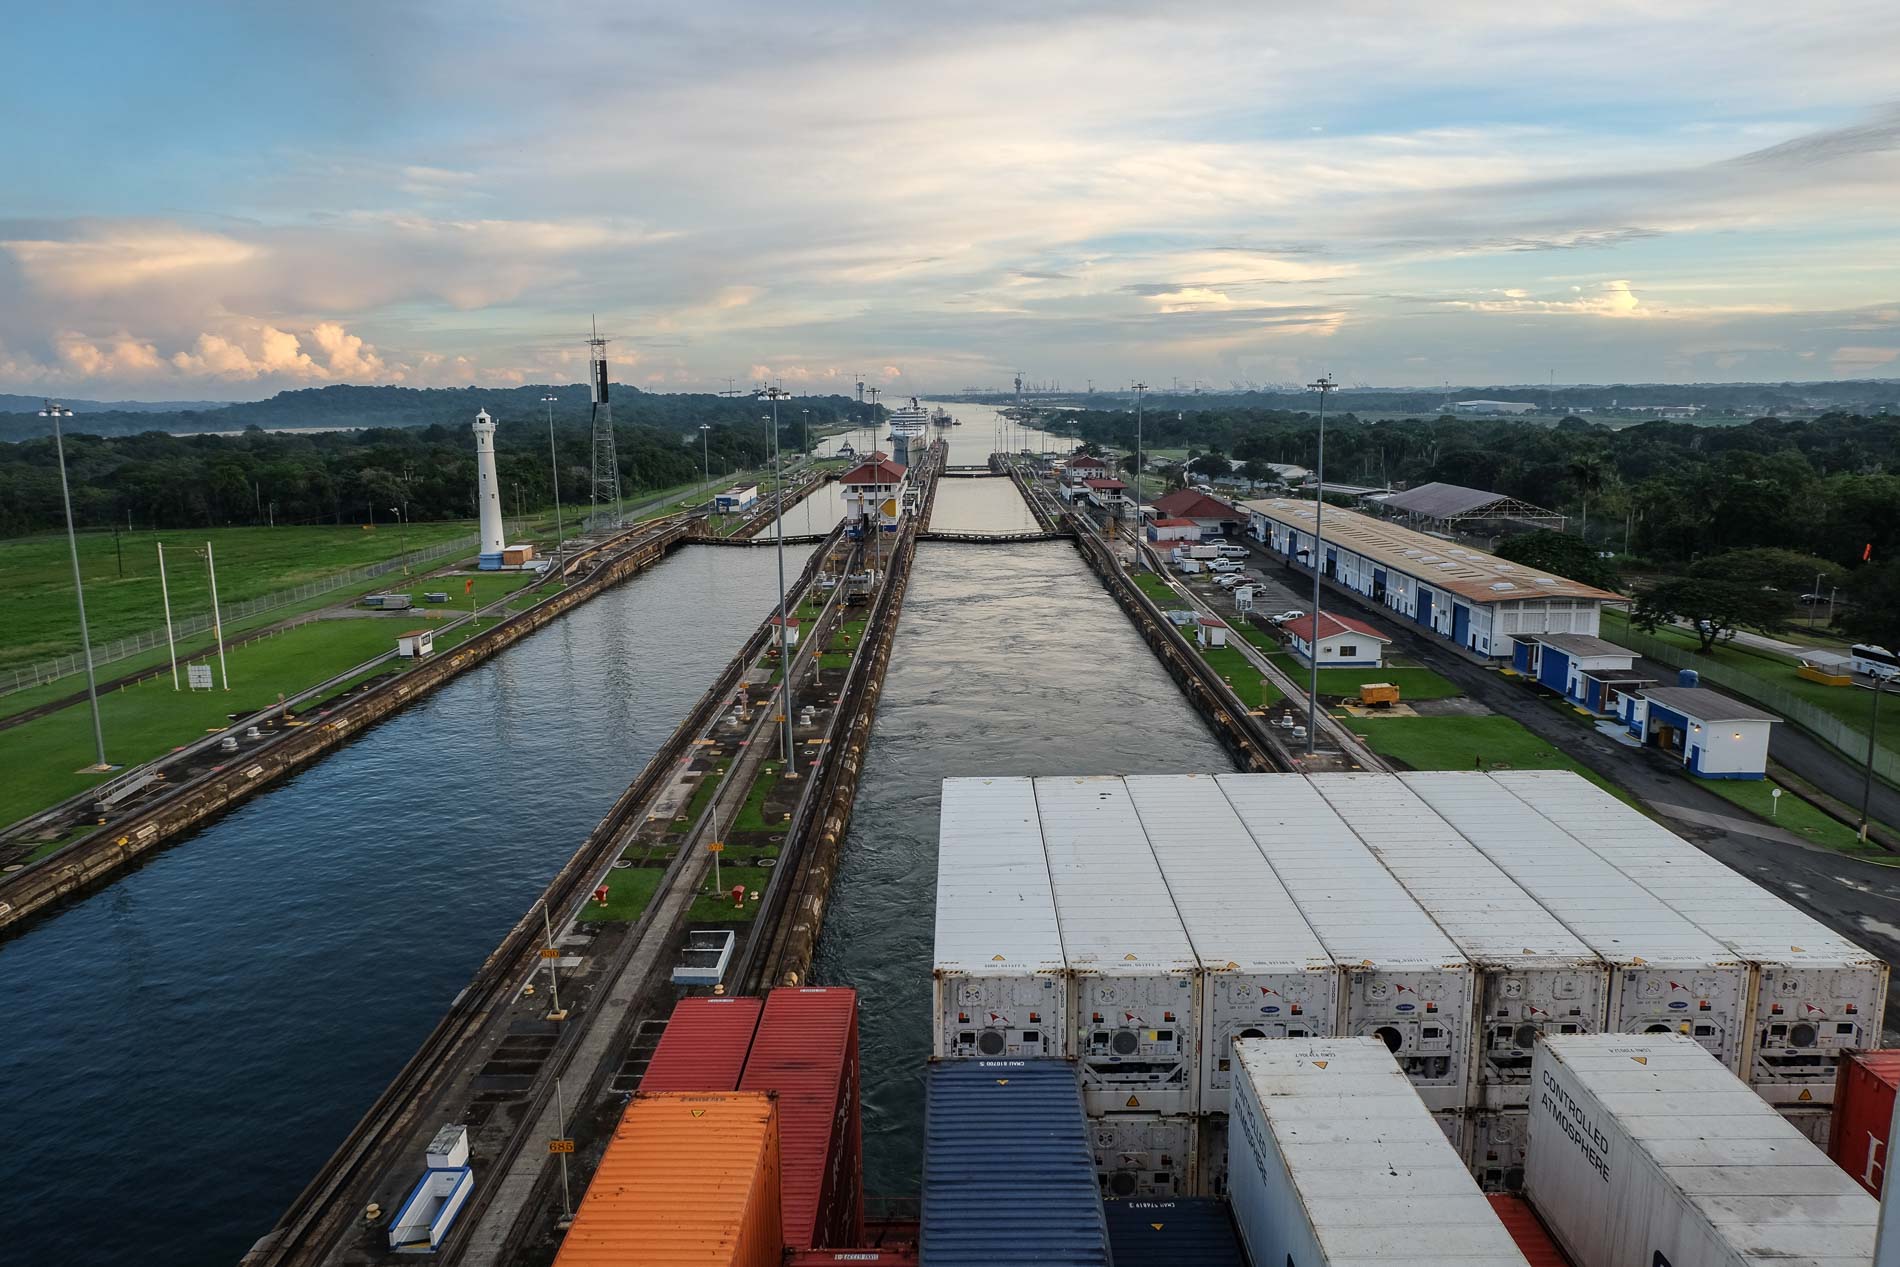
[
  {"x1": 1829, "y1": 1049, "x2": 1900, "y2": 1196},
  {"x1": 786, "y1": 1252, "x2": 917, "y2": 1266},
  {"x1": 1486, "y1": 1195, "x2": 1571, "y2": 1267},
  {"x1": 641, "y1": 996, "x2": 766, "y2": 1092},
  {"x1": 739, "y1": 986, "x2": 864, "y2": 1250}
]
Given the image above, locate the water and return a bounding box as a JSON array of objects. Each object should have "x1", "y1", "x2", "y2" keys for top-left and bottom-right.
[
  {"x1": 815, "y1": 399, "x2": 1073, "y2": 469},
  {"x1": 756, "y1": 479, "x2": 847, "y2": 538},
  {"x1": 807, "y1": 543, "x2": 1235, "y2": 1197},
  {"x1": 927, "y1": 477, "x2": 1040, "y2": 535},
  {"x1": 0, "y1": 543, "x2": 817, "y2": 1267}
]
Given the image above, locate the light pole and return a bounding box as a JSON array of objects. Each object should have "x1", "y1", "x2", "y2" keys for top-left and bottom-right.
[
  {"x1": 1859, "y1": 678, "x2": 1893, "y2": 842},
  {"x1": 1305, "y1": 374, "x2": 1338, "y2": 757},
  {"x1": 699, "y1": 424, "x2": 713, "y2": 507},
  {"x1": 543, "y1": 393, "x2": 566, "y2": 579},
  {"x1": 390, "y1": 504, "x2": 409, "y2": 571},
  {"x1": 43, "y1": 402, "x2": 109, "y2": 769},
  {"x1": 1131, "y1": 382, "x2": 1149, "y2": 558},
  {"x1": 760, "y1": 386, "x2": 796, "y2": 771},
  {"x1": 801, "y1": 407, "x2": 809, "y2": 458}
]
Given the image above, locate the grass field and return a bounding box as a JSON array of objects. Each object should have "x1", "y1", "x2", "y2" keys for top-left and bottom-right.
[
  {"x1": 1699, "y1": 777, "x2": 1888, "y2": 856},
  {"x1": 587, "y1": 865, "x2": 668, "y2": 922},
  {"x1": 1268, "y1": 651, "x2": 1460, "y2": 701},
  {"x1": 1, "y1": 522, "x2": 476, "y2": 668},
  {"x1": 1342, "y1": 714, "x2": 1618, "y2": 790},
  {"x1": 687, "y1": 866, "x2": 770, "y2": 922}
]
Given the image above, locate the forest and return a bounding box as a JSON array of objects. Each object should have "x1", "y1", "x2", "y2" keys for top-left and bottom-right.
[{"x1": 0, "y1": 390, "x2": 867, "y2": 535}]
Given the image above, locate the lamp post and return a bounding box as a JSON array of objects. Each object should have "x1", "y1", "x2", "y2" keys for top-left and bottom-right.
[
  {"x1": 390, "y1": 503, "x2": 409, "y2": 571},
  {"x1": 42, "y1": 402, "x2": 109, "y2": 769},
  {"x1": 699, "y1": 424, "x2": 713, "y2": 508},
  {"x1": 542, "y1": 393, "x2": 566, "y2": 580},
  {"x1": 1305, "y1": 374, "x2": 1338, "y2": 757},
  {"x1": 1859, "y1": 678, "x2": 1894, "y2": 842},
  {"x1": 800, "y1": 407, "x2": 809, "y2": 458},
  {"x1": 1131, "y1": 382, "x2": 1149, "y2": 559},
  {"x1": 760, "y1": 386, "x2": 796, "y2": 770}
]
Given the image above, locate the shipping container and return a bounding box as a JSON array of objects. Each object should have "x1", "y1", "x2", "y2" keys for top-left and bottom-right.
[
  {"x1": 1486, "y1": 1195, "x2": 1570, "y2": 1267},
  {"x1": 932, "y1": 777, "x2": 1068, "y2": 1059},
  {"x1": 1468, "y1": 1108, "x2": 1530, "y2": 1193},
  {"x1": 1490, "y1": 769, "x2": 1888, "y2": 1104},
  {"x1": 1126, "y1": 774, "x2": 1337, "y2": 1117},
  {"x1": 787, "y1": 1252, "x2": 917, "y2": 1266},
  {"x1": 1103, "y1": 1197, "x2": 1247, "y2": 1267},
  {"x1": 1402, "y1": 773, "x2": 1751, "y2": 1073},
  {"x1": 921, "y1": 1059, "x2": 1111, "y2": 1267},
  {"x1": 1215, "y1": 774, "x2": 1476, "y2": 1112},
  {"x1": 738, "y1": 988, "x2": 863, "y2": 1250},
  {"x1": 552, "y1": 1091, "x2": 781, "y2": 1267},
  {"x1": 1829, "y1": 1048, "x2": 1900, "y2": 1195},
  {"x1": 1525, "y1": 1034, "x2": 1878, "y2": 1267},
  {"x1": 1310, "y1": 774, "x2": 1608, "y2": 1110},
  {"x1": 1228, "y1": 1037, "x2": 1531, "y2": 1266},
  {"x1": 1033, "y1": 776, "x2": 1198, "y2": 1116},
  {"x1": 1090, "y1": 1113, "x2": 1198, "y2": 1198},
  {"x1": 640, "y1": 996, "x2": 765, "y2": 1092}
]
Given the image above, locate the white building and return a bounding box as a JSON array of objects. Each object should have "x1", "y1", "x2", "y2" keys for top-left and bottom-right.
[
  {"x1": 1282, "y1": 611, "x2": 1389, "y2": 668},
  {"x1": 1147, "y1": 517, "x2": 1202, "y2": 544},
  {"x1": 1241, "y1": 498, "x2": 1623, "y2": 661},
  {"x1": 839, "y1": 452, "x2": 908, "y2": 534},
  {"x1": 714, "y1": 483, "x2": 759, "y2": 514},
  {"x1": 1617, "y1": 684, "x2": 1779, "y2": 779},
  {"x1": 1451, "y1": 399, "x2": 1538, "y2": 415},
  {"x1": 472, "y1": 408, "x2": 505, "y2": 569}
]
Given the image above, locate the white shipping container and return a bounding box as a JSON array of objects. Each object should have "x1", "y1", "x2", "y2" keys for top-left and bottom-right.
[
  {"x1": 1228, "y1": 1037, "x2": 1531, "y2": 1266},
  {"x1": 1309, "y1": 774, "x2": 1609, "y2": 1110},
  {"x1": 1126, "y1": 775, "x2": 1338, "y2": 1117},
  {"x1": 1467, "y1": 1108, "x2": 1529, "y2": 1193},
  {"x1": 1035, "y1": 776, "x2": 1198, "y2": 1115},
  {"x1": 1402, "y1": 773, "x2": 1751, "y2": 1072},
  {"x1": 932, "y1": 777, "x2": 1068, "y2": 1058},
  {"x1": 1491, "y1": 770, "x2": 1888, "y2": 1104},
  {"x1": 1525, "y1": 1034, "x2": 1877, "y2": 1267},
  {"x1": 1090, "y1": 1113, "x2": 1198, "y2": 1199},
  {"x1": 1216, "y1": 775, "x2": 1476, "y2": 1111}
]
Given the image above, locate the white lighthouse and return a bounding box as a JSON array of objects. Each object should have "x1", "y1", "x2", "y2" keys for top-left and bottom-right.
[{"x1": 473, "y1": 408, "x2": 506, "y2": 569}]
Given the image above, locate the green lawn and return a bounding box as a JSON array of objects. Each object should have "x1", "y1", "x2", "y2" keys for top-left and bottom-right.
[
  {"x1": 1342, "y1": 714, "x2": 1617, "y2": 791},
  {"x1": 1700, "y1": 777, "x2": 1889, "y2": 856},
  {"x1": 1268, "y1": 652, "x2": 1461, "y2": 701},
  {"x1": 1200, "y1": 643, "x2": 1283, "y2": 705},
  {"x1": 1131, "y1": 570, "x2": 1180, "y2": 607},
  {"x1": 0, "y1": 617, "x2": 412, "y2": 825},
  {"x1": 1, "y1": 522, "x2": 476, "y2": 668},
  {"x1": 687, "y1": 865, "x2": 772, "y2": 922},
  {"x1": 735, "y1": 769, "x2": 784, "y2": 833},
  {"x1": 586, "y1": 865, "x2": 668, "y2": 922}
]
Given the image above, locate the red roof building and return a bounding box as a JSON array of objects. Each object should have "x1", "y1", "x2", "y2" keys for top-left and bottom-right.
[
  {"x1": 1284, "y1": 611, "x2": 1390, "y2": 668},
  {"x1": 839, "y1": 453, "x2": 907, "y2": 485},
  {"x1": 1150, "y1": 488, "x2": 1243, "y2": 524},
  {"x1": 1082, "y1": 477, "x2": 1127, "y2": 491},
  {"x1": 1284, "y1": 612, "x2": 1386, "y2": 644}
]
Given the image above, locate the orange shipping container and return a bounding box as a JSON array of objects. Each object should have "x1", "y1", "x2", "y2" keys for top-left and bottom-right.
[{"x1": 553, "y1": 1091, "x2": 782, "y2": 1267}]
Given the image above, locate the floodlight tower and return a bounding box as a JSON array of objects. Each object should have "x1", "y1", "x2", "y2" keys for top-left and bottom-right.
[{"x1": 587, "y1": 318, "x2": 621, "y2": 527}]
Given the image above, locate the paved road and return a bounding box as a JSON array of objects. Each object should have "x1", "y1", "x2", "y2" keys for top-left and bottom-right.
[{"x1": 1228, "y1": 535, "x2": 1900, "y2": 1032}]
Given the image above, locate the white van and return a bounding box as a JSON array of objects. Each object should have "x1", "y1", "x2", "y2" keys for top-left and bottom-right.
[{"x1": 1216, "y1": 545, "x2": 1250, "y2": 560}]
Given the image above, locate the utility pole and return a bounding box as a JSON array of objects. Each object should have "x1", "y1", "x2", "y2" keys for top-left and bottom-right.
[
  {"x1": 1131, "y1": 382, "x2": 1149, "y2": 561},
  {"x1": 204, "y1": 541, "x2": 230, "y2": 691},
  {"x1": 699, "y1": 424, "x2": 713, "y2": 508},
  {"x1": 158, "y1": 542, "x2": 179, "y2": 690},
  {"x1": 391, "y1": 504, "x2": 409, "y2": 572},
  {"x1": 1860, "y1": 680, "x2": 1891, "y2": 843},
  {"x1": 543, "y1": 393, "x2": 566, "y2": 579},
  {"x1": 43, "y1": 402, "x2": 108, "y2": 769},
  {"x1": 760, "y1": 386, "x2": 797, "y2": 772},
  {"x1": 1306, "y1": 375, "x2": 1338, "y2": 757}
]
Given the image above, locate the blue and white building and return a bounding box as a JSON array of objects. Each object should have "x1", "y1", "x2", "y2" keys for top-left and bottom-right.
[
  {"x1": 1240, "y1": 498, "x2": 1624, "y2": 662},
  {"x1": 1511, "y1": 632, "x2": 1655, "y2": 714},
  {"x1": 714, "y1": 483, "x2": 760, "y2": 514},
  {"x1": 1618, "y1": 682, "x2": 1779, "y2": 779}
]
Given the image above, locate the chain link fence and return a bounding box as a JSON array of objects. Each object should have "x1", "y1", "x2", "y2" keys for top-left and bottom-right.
[
  {"x1": 1611, "y1": 625, "x2": 1900, "y2": 785},
  {"x1": 2, "y1": 534, "x2": 477, "y2": 698}
]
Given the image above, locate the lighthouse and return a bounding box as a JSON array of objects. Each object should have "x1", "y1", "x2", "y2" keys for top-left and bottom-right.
[{"x1": 473, "y1": 408, "x2": 505, "y2": 569}]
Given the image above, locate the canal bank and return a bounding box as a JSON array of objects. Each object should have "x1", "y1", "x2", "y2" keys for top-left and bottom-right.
[
  {"x1": 806, "y1": 541, "x2": 1236, "y2": 1198},
  {"x1": 0, "y1": 542, "x2": 819, "y2": 1267}
]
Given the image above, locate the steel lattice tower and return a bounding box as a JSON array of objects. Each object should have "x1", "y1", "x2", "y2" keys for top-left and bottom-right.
[{"x1": 586, "y1": 321, "x2": 621, "y2": 527}]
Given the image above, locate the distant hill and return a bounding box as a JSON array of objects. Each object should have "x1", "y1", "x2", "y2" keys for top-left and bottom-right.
[{"x1": 0, "y1": 393, "x2": 239, "y2": 415}]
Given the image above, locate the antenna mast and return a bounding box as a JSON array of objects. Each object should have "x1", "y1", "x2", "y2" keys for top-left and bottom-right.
[{"x1": 587, "y1": 317, "x2": 621, "y2": 527}]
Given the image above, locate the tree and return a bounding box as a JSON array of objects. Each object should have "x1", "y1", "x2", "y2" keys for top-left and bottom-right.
[
  {"x1": 1841, "y1": 561, "x2": 1900, "y2": 651},
  {"x1": 1632, "y1": 578, "x2": 1786, "y2": 652},
  {"x1": 1188, "y1": 452, "x2": 1233, "y2": 479},
  {"x1": 1117, "y1": 452, "x2": 1142, "y2": 477},
  {"x1": 1494, "y1": 529, "x2": 1620, "y2": 590},
  {"x1": 1690, "y1": 547, "x2": 1845, "y2": 595}
]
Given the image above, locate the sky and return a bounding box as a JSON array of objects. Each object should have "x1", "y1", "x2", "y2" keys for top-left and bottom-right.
[{"x1": 3, "y1": 0, "x2": 1898, "y2": 400}]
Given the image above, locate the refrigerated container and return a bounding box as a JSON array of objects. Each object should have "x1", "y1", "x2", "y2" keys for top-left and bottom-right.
[
  {"x1": 1468, "y1": 1107, "x2": 1530, "y2": 1193},
  {"x1": 1402, "y1": 773, "x2": 1750, "y2": 1072},
  {"x1": 1228, "y1": 1037, "x2": 1531, "y2": 1266},
  {"x1": 932, "y1": 777, "x2": 1068, "y2": 1059},
  {"x1": 1526, "y1": 1034, "x2": 1877, "y2": 1267},
  {"x1": 1310, "y1": 774, "x2": 1608, "y2": 1110},
  {"x1": 1090, "y1": 1112, "x2": 1198, "y2": 1199},
  {"x1": 1215, "y1": 774, "x2": 1475, "y2": 1111},
  {"x1": 639, "y1": 995, "x2": 765, "y2": 1092},
  {"x1": 1103, "y1": 1197, "x2": 1246, "y2": 1267},
  {"x1": 1126, "y1": 774, "x2": 1337, "y2": 1116},
  {"x1": 552, "y1": 1091, "x2": 781, "y2": 1267},
  {"x1": 1034, "y1": 776, "x2": 1198, "y2": 1116},
  {"x1": 738, "y1": 987, "x2": 863, "y2": 1250},
  {"x1": 921, "y1": 1059, "x2": 1111, "y2": 1267},
  {"x1": 1828, "y1": 1048, "x2": 1900, "y2": 1195},
  {"x1": 1490, "y1": 769, "x2": 1888, "y2": 1104}
]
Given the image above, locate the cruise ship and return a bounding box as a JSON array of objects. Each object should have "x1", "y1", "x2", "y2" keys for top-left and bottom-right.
[{"x1": 886, "y1": 396, "x2": 930, "y2": 444}]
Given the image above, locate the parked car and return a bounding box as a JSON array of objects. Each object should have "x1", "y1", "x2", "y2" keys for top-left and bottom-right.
[
  {"x1": 1270, "y1": 609, "x2": 1305, "y2": 624},
  {"x1": 1214, "y1": 573, "x2": 1243, "y2": 589},
  {"x1": 1209, "y1": 560, "x2": 1245, "y2": 574}
]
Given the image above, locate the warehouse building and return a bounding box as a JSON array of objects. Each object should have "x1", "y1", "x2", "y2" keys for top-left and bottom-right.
[
  {"x1": 714, "y1": 483, "x2": 760, "y2": 514},
  {"x1": 1511, "y1": 632, "x2": 1654, "y2": 714},
  {"x1": 1617, "y1": 682, "x2": 1779, "y2": 779},
  {"x1": 1377, "y1": 481, "x2": 1565, "y2": 534},
  {"x1": 1240, "y1": 497, "x2": 1623, "y2": 662}
]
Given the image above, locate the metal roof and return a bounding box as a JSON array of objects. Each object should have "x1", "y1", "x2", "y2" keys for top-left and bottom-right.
[
  {"x1": 1638, "y1": 686, "x2": 1780, "y2": 724},
  {"x1": 1239, "y1": 497, "x2": 1621, "y2": 605},
  {"x1": 1284, "y1": 612, "x2": 1389, "y2": 645},
  {"x1": 1032, "y1": 777, "x2": 1195, "y2": 973},
  {"x1": 1380, "y1": 482, "x2": 1524, "y2": 519},
  {"x1": 1531, "y1": 633, "x2": 1631, "y2": 659},
  {"x1": 933, "y1": 777, "x2": 1066, "y2": 976}
]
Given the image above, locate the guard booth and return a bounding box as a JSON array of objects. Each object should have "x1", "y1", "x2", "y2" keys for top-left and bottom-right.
[{"x1": 397, "y1": 629, "x2": 435, "y2": 658}]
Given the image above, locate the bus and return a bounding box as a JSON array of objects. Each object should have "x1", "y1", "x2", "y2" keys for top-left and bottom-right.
[{"x1": 1849, "y1": 644, "x2": 1900, "y2": 680}]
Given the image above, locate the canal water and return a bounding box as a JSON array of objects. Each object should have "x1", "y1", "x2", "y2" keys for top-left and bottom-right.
[
  {"x1": 0, "y1": 544, "x2": 818, "y2": 1267},
  {"x1": 815, "y1": 399, "x2": 1073, "y2": 469},
  {"x1": 928, "y1": 476, "x2": 1041, "y2": 536},
  {"x1": 757, "y1": 477, "x2": 848, "y2": 538},
  {"x1": 807, "y1": 542, "x2": 1236, "y2": 1198}
]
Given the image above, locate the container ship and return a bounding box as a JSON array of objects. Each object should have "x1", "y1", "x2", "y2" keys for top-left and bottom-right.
[{"x1": 929, "y1": 406, "x2": 955, "y2": 429}]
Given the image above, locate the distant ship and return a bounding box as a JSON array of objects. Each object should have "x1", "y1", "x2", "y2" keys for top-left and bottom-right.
[
  {"x1": 887, "y1": 397, "x2": 929, "y2": 444},
  {"x1": 931, "y1": 406, "x2": 955, "y2": 429}
]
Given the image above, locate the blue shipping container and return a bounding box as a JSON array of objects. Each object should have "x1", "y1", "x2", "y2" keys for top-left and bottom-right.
[
  {"x1": 1105, "y1": 1197, "x2": 1248, "y2": 1267},
  {"x1": 921, "y1": 1059, "x2": 1110, "y2": 1267}
]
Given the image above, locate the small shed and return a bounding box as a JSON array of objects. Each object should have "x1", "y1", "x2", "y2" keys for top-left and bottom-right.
[
  {"x1": 714, "y1": 483, "x2": 760, "y2": 514},
  {"x1": 1512, "y1": 632, "x2": 1655, "y2": 714},
  {"x1": 1284, "y1": 612, "x2": 1390, "y2": 668},
  {"x1": 1619, "y1": 682, "x2": 1779, "y2": 779},
  {"x1": 397, "y1": 629, "x2": 435, "y2": 658},
  {"x1": 1147, "y1": 517, "x2": 1203, "y2": 544},
  {"x1": 501, "y1": 543, "x2": 535, "y2": 566},
  {"x1": 1196, "y1": 616, "x2": 1229, "y2": 649},
  {"x1": 769, "y1": 613, "x2": 801, "y2": 648}
]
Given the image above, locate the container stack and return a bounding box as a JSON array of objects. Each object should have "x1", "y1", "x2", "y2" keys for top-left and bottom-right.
[
  {"x1": 1101, "y1": 1197, "x2": 1248, "y2": 1267},
  {"x1": 739, "y1": 987, "x2": 864, "y2": 1252},
  {"x1": 1526, "y1": 1033, "x2": 1878, "y2": 1267},
  {"x1": 1829, "y1": 1048, "x2": 1900, "y2": 1195},
  {"x1": 1227, "y1": 1036, "x2": 1534, "y2": 1267}
]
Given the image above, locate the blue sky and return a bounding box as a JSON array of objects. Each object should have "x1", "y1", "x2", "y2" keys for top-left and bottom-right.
[{"x1": 3, "y1": 1, "x2": 1897, "y2": 398}]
